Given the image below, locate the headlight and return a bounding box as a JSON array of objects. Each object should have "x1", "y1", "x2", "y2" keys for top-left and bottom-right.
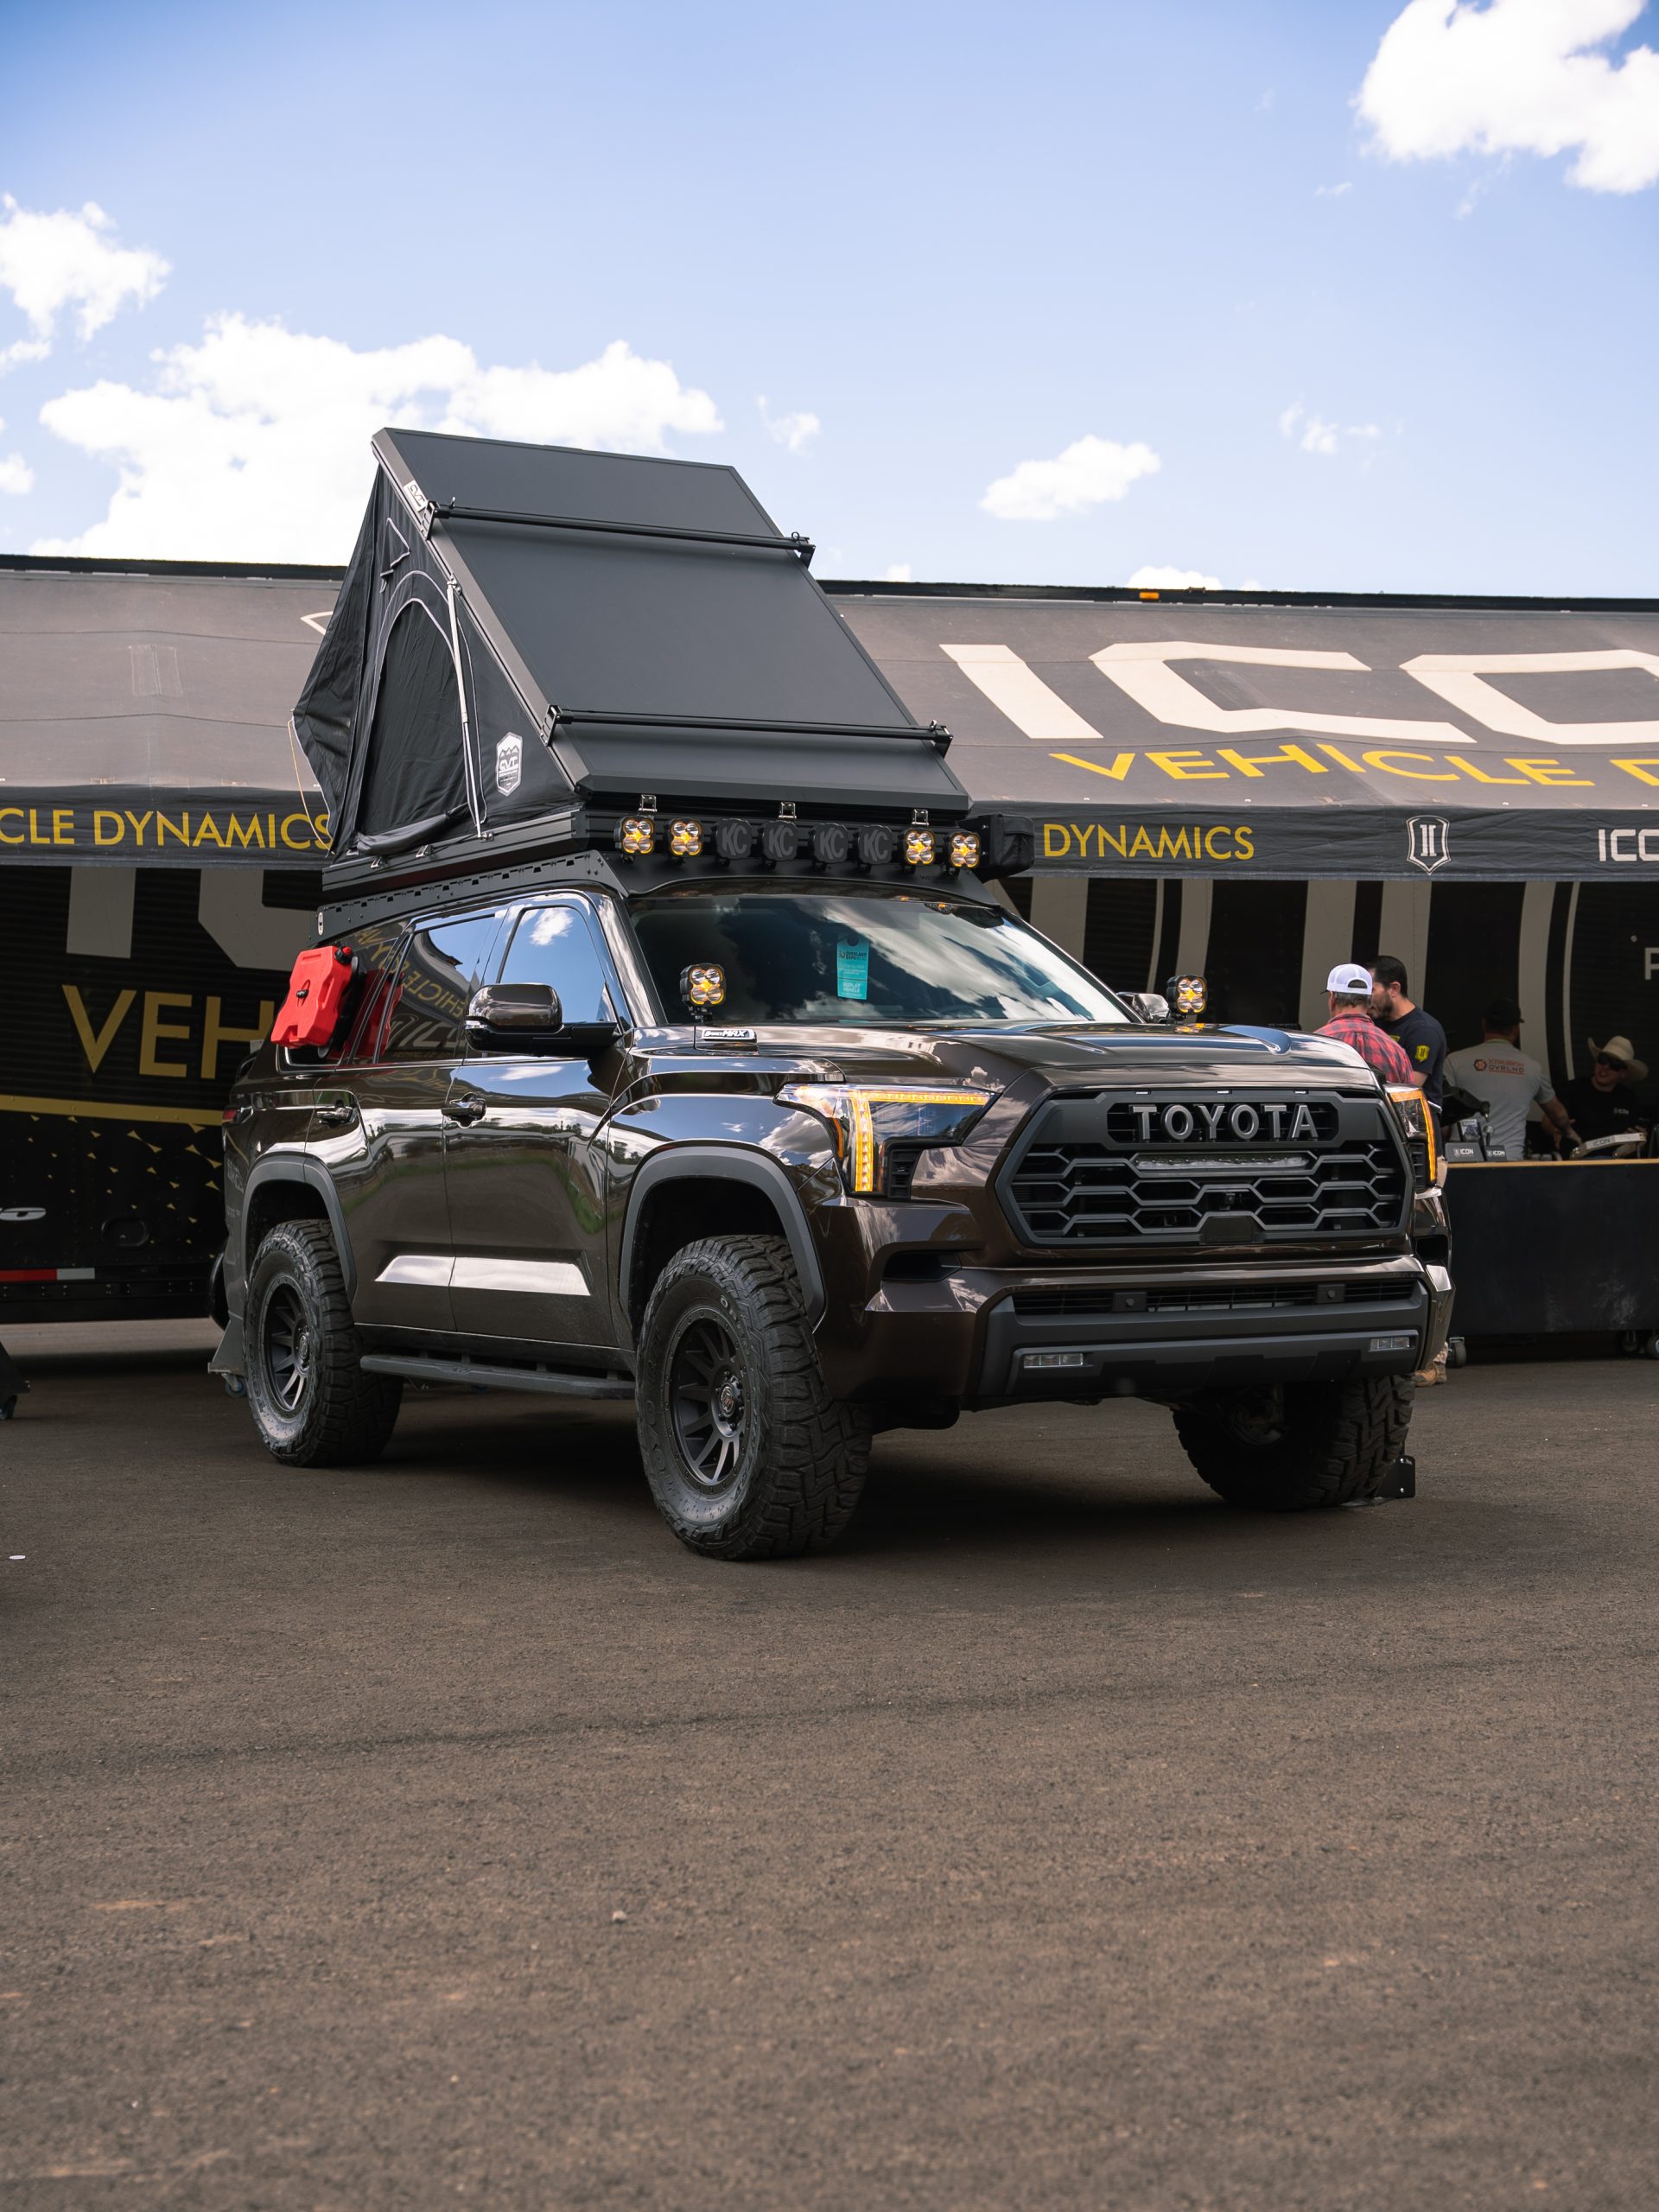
[
  {"x1": 1387, "y1": 1084, "x2": 1439, "y2": 1188},
  {"x1": 779, "y1": 1083, "x2": 995, "y2": 1195}
]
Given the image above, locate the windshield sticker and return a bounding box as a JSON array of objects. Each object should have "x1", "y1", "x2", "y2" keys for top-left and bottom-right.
[{"x1": 836, "y1": 938, "x2": 870, "y2": 1001}]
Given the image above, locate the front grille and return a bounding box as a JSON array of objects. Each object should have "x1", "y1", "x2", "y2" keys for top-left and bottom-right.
[
  {"x1": 1001, "y1": 1092, "x2": 1409, "y2": 1249},
  {"x1": 1010, "y1": 1278, "x2": 1420, "y2": 1319}
]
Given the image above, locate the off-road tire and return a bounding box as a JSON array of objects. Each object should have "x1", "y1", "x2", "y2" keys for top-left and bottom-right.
[
  {"x1": 244, "y1": 1220, "x2": 402, "y2": 1467},
  {"x1": 636, "y1": 1235, "x2": 872, "y2": 1560},
  {"x1": 1173, "y1": 1373, "x2": 1414, "y2": 1511}
]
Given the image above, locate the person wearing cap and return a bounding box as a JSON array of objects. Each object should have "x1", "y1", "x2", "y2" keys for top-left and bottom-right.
[
  {"x1": 1443, "y1": 999, "x2": 1573, "y2": 1160},
  {"x1": 1558, "y1": 1036, "x2": 1651, "y2": 1146},
  {"x1": 1318, "y1": 964, "x2": 1415, "y2": 1084},
  {"x1": 1370, "y1": 955, "x2": 1447, "y2": 1109}
]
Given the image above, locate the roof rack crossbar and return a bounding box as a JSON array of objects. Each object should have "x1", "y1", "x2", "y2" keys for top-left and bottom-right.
[
  {"x1": 433, "y1": 502, "x2": 815, "y2": 563},
  {"x1": 550, "y1": 705, "x2": 950, "y2": 751}
]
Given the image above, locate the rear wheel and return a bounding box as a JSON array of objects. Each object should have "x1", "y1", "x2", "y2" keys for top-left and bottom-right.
[
  {"x1": 1173, "y1": 1373, "x2": 1414, "y2": 1510},
  {"x1": 245, "y1": 1220, "x2": 401, "y2": 1466},
  {"x1": 636, "y1": 1235, "x2": 871, "y2": 1559}
]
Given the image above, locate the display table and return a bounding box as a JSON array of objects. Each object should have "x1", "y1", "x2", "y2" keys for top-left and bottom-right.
[{"x1": 1443, "y1": 1160, "x2": 1659, "y2": 1344}]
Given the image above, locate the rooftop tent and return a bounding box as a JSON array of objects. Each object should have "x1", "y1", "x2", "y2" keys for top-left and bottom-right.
[{"x1": 295, "y1": 430, "x2": 967, "y2": 857}]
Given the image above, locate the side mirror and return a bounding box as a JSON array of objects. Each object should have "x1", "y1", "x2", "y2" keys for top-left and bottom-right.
[
  {"x1": 467, "y1": 983, "x2": 563, "y2": 1033},
  {"x1": 1122, "y1": 991, "x2": 1171, "y2": 1024}
]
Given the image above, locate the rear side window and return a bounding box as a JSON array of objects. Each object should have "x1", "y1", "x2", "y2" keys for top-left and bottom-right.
[
  {"x1": 332, "y1": 918, "x2": 402, "y2": 1063},
  {"x1": 493, "y1": 902, "x2": 616, "y2": 1025},
  {"x1": 379, "y1": 911, "x2": 504, "y2": 1063}
]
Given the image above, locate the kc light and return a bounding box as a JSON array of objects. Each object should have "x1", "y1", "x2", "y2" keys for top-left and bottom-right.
[
  {"x1": 811, "y1": 823, "x2": 850, "y2": 868},
  {"x1": 714, "y1": 818, "x2": 753, "y2": 862},
  {"x1": 681, "y1": 963, "x2": 727, "y2": 1011},
  {"x1": 760, "y1": 820, "x2": 800, "y2": 865},
  {"x1": 670, "y1": 817, "x2": 703, "y2": 858},
  {"x1": 1166, "y1": 973, "x2": 1207, "y2": 1017},
  {"x1": 855, "y1": 825, "x2": 895, "y2": 870},
  {"x1": 779, "y1": 1083, "x2": 995, "y2": 1195},
  {"x1": 903, "y1": 828, "x2": 936, "y2": 868},
  {"x1": 616, "y1": 815, "x2": 655, "y2": 857},
  {"x1": 946, "y1": 831, "x2": 981, "y2": 872},
  {"x1": 1387, "y1": 1083, "x2": 1440, "y2": 1188}
]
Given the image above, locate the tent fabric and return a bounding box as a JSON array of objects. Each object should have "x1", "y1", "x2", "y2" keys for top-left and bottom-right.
[
  {"x1": 0, "y1": 563, "x2": 334, "y2": 867},
  {"x1": 292, "y1": 429, "x2": 967, "y2": 854},
  {"x1": 827, "y1": 591, "x2": 1659, "y2": 880}
]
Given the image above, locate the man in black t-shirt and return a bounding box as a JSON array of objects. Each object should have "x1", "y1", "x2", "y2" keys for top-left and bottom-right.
[
  {"x1": 1559, "y1": 1034, "x2": 1650, "y2": 1147},
  {"x1": 1370, "y1": 955, "x2": 1447, "y2": 1109}
]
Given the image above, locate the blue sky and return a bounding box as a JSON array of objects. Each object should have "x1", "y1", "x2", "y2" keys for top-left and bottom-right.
[{"x1": 1, "y1": 0, "x2": 1656, "y2": 590}]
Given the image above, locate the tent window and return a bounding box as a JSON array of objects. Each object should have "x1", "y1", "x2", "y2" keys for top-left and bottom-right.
[{"x1": 356, "y1": 606, "x2": 468, "y2": 839}]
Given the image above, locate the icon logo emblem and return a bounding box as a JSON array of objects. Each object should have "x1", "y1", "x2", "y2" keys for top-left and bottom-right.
[
  {"x1": 1407, "y1": 815, "x2": 1450, "y2": 873},
  {"x1": 495, "y1": 734, "x2": 523, "y2": 797}
]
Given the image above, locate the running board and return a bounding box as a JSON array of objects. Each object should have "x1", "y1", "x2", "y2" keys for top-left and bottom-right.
[{"x1": 360, "y1": 1353, "x2": 633, "y2": 1399}]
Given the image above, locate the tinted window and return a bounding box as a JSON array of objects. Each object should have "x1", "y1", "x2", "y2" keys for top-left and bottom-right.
[
  {"x1": 493, "y1": 903, "x2": 616, "y2": 1024},
  {"x1": 333, "y1": 918, "x2": 402, "y2": 1063},
  {"x1": 630, "y1": 887, "x2": 1128, "y2": 1027},
  {"x1": 379, "y1": 912, "x2": 503, "y2": 1062}
]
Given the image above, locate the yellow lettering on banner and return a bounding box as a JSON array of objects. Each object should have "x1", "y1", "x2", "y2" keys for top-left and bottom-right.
[
  {"x1": 1317, "y1": 744, "x2": 1368, "y2": 772},
  {"x1": 53, "y1": 808, "x2": 74, "y2": 845},
  {"x1": 1070, "y1": 823, "x2": 1097, "y2": 858},
  {"x1": 1235, "y1": 825, "x2": 1255, "y2": 859},
  {"x1": 139, "y1": 992, "x2": 193, "y2": 1078},
  {"x1": 93, "y1": 810, "x2": 124, "y2": 845},
  {"x1": 200, "y1": 996, "x2": 275, "y2": 1080},
  {"x1": 1155, "y1": 826, "x2": 1193, "y2": 859},
  {"x1": 1509, "y1": 756, "x2": 1595, "y2": 787},
  {"x1": 1611, "y1": 758, "x2": 1659, "y2": 787},
  {"x1": 225, "y1": 814, "x2": 265, "y2": 849},
  {"x1": 157, "y1": 812, "x2": 190, "y2": 847},
  {"x1": 280, "y1": 812, "x2": 315, "y2": 849},
  {"x1": 315, "y1": 811, "x2": 331, "y2": 847},
  {"x1": 1098, "y1": 824, "x2": 1128, "y2": 856},
  {"x1": 1147, "y1": 750, "x2": 1228, "y2": 781},
  {"x1": 29, "y1": 808, "x2": 50, "y2": 844},
  {"x1": 63, "y1": 985, "x2": 137, "y2": 1074},
  {"x1": 1217, "y1": 745, "x2": 1327, "y2": 779},
  {"x1": 125, "y1": 811, "x2": 153, "y2": 843},
  {"x1": 1042, "y1": 823, "x2": 1073, "y2": 859},
  {"x1": 194, "y1": 814, "x2": 226, "y2": 848},
  {"x1": 1204, "y1": 826, "x2": 1236, "y2": 859},
  {"x1": 1361, "y1": 751, "x2": 1458, "y2": 783},
  {"x1": 1450, "y1": 757, "x2": 1529, "y2": 786},
  {"x1": 0, "y1": 809, "x2": 22, "y2": 844},
  {"x1": 1129, "y1": 827, "x2": 1156, "y2": 858},
  {"x1": 1051, "y1": 752, "x2": 1136, "y2": 781}
]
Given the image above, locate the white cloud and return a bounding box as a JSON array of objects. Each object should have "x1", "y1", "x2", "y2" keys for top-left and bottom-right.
[
  {"x1": 1315, "y1": 180, "x2": 1355, "y2": 196},
  {"x1": 34, "y1": 315, "x2": 723, "y2": 560},
  {"x1": 1126, "y1": 564, "x2": 1222, "y2": 591},
  {"x1": 882, "y1": 563, "x2": 914, "y2": 582},
  {"x1": 981, "y1": 434, "x2": 1160, "y2": 521},
  {"x1": 0, "y1": 198, "x2": 168, "y2": 368},
  {"x1": 1277, "y1": 400, "x2": 1381, "y2": 459},
  {"x1": 757, "y1": 396, "x2": 820, "y2": 453},
  {"x1": 1358, "y1": 0, "x2": 1659, "y2": 194},
  {"x1": 0, "y1": 421, "x2": 32, "y2": 496}
]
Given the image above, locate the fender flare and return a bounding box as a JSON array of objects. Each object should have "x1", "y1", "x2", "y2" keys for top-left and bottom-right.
[
  {"x1": 619, "y1": 1147, "x2": 826, "y2": 1328},
  {"x1": 239, "y1": 1155, "x2": 358, "y2": 1305}
]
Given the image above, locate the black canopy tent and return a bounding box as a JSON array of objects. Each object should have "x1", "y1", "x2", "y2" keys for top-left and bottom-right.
[{"x1": 293, "y1": 429, "x2": 968, "y2": 861}]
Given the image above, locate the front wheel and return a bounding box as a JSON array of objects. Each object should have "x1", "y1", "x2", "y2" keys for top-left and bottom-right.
[
  {"x1": 1173, "y1": 1373, "x2": 1414, "y2": 1511},
  {"x1": 635, "y1": 1235, "x2": 871, "y2": 1559},
  {"x1": 245, "y1": 1220, "x2": 402, "y2": 1466}
]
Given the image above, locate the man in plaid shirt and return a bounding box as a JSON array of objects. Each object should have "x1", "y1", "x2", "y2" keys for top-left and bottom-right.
[{"x1": 1318, "y1": 963, "x2": 1415, "y2": 1084}]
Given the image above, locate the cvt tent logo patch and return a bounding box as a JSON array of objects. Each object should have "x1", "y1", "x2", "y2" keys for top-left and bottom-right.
[
  {"x1": 1407, "y1": 815, "x2": 1451, "y2": 873},
  {"x1": 495, "y1": 734, "x2": 524, "y2": 797}
]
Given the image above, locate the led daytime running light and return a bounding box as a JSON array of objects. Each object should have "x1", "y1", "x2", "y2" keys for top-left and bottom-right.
[{"x1": 780, "y1": 1084, "x2": 993, "y2": 1194}]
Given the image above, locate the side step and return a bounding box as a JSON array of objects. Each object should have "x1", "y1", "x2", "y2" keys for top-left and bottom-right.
[{"x1": 360, "y1": 1353, "x2": 634, "y2": 1400}]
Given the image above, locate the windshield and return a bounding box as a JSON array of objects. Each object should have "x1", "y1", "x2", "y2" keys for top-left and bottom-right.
[{"x1": 630, "y1": 886, "x2": 1129, "y2": 1027}]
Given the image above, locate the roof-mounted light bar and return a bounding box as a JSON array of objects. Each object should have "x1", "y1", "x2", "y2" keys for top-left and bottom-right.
[{"x1": 610, "y1": 812, "x2": 982, "y2": 876}]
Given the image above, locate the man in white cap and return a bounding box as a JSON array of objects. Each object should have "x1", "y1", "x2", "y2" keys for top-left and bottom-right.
[
  {"x1": 1558, "y1": 1036, "x2": 1651, "y2": 1146},
  {"x1": 1318, "y1": 963, "x2": 1415, "y2": 1084}
]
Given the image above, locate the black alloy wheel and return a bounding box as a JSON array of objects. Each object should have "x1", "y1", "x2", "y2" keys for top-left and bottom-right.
[
  {"x1": 242, "y1": 1219, "x2": 402, "y2": 1467},
  {"x1": 668, "y1": 1315, "x2": 748, "y2": 1490},
  {"x1": 262, "y1": 1282, "x2": 315, "y2": 1416}
]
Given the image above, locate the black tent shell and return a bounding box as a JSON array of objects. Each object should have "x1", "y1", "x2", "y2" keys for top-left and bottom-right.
[{"x1": 292, "y1": 430, "x2": 969, "y2": 858}]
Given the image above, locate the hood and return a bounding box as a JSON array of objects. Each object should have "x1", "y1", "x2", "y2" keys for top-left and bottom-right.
[{"x1": 728, "y1": 1020, "x2": 1380, "y2": 1096}]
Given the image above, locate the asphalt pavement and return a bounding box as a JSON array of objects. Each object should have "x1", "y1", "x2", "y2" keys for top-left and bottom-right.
[{"x1": 3, "y1": 1323, "x2": 1656, "y2": 2210}]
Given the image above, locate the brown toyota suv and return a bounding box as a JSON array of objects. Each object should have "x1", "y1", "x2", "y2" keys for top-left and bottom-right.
[{"x1": 218, "y1": 827, "x2": 1452, "y2": 1559}]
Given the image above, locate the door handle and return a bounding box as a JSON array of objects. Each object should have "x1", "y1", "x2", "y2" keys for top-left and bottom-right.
[
  {"x1": 442, "y1": 1096, "x2": 487, "y2": 1126},
  {"x1": 315, "y1": 1101, "x2": 357, "y2": 1128}
]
